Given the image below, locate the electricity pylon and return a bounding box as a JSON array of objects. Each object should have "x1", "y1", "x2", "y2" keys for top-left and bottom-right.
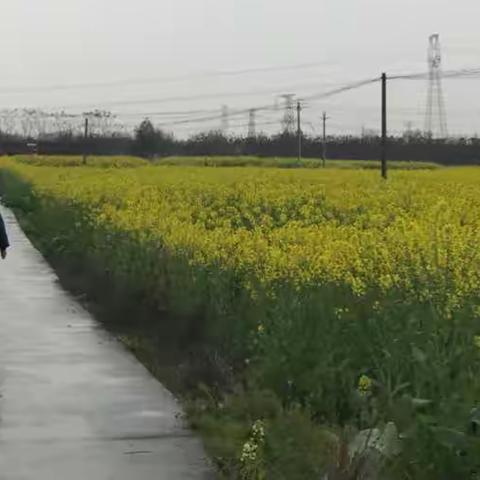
[
  {"x1": 280, "y1": 94, "x2": 296, "y2": 134},
  {"x1": 425, "y1": 34, "x2": 448, "y2": 138},
  {"x1": 248, "y1": 109, "x2": 256, "y2": 138}
]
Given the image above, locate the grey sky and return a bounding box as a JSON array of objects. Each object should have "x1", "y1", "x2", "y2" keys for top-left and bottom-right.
[{"x1": 1, "y1": 0, "x2": 479, "y2": 136}]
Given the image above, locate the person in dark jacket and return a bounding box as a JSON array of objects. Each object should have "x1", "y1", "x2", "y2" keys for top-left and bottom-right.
[{"x1": 0, "y1": 212, "x2": 9, "y2": 259}]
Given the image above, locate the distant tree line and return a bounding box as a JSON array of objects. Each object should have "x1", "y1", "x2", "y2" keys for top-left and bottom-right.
[{"x1": 1, "y1": 118, "x2": 480, "y2": 166}]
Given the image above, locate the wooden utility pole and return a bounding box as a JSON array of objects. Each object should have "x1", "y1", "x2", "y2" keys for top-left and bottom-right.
[
  {"x1": 322, "y1": 112, "x2": 328, "y2": 168},
  {"x1": 83, "y1": 117, "x2": 89, "y2": 165},
  {"x1": 297, "y1": 101, "x2": 302, "y2": 162},
  {"x1": 381, "y1": 73, "x2": 388, "y2": 179}
]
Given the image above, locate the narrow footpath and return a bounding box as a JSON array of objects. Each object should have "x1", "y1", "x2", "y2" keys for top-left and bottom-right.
[{"x1": 0, "y1": 207, "x2": 214, "y2": 480}]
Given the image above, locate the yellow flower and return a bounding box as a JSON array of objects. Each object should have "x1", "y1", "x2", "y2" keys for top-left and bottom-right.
[
  {"x1": 5, "y1": 157, "x2": 480, "y2": 325},
  {"x1": 358, "y1": 374, "x2": 373, "y2": 396}
]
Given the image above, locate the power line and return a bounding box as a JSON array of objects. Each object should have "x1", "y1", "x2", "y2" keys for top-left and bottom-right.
[
  {"x1": 0, "y1": 61, "x2": 333, "y2": 95},
  {"x1": 218, "y1": 119, "x2": 279, "y2": 130},
  {"x1": 152, "y1": 78, "x2": 383, "y2": 129},
  {"x1": 27, "y1": 66, "x2": 480, "y2": 112},
  {"x1": 33, "y1": 88, "x2": 292, "y2": 110},
  {"x1": 3, "y1": 64, "x2": 480, "y2": 139},
  {"x1": 116, "y1": 108, "x2": 220, "y2": 118},
  {"x1": 388, "y1": 66, "x2": 480, "y2": 80},
  {"x1": 32, "y1": 79, "x2": 348, "y2": 111},
  {"x1": 300, "y1": 77, "x2": 381, "y2": 102}
]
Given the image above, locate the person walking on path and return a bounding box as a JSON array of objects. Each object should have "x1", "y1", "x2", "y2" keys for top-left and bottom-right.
[{"x1": 0, "y1": 212, "x2": 9, "y2": 259}]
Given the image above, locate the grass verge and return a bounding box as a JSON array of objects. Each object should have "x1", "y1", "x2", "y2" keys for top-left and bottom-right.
[{"x1": 154, "y1": 156, "x2": 440, "y2": 170}]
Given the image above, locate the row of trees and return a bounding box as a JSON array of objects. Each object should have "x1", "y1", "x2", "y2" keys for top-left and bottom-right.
[
  {"x1": 132, "y1": 119, "x2": 480, "y2": 165},
  {"x1": 1, "y1": 118, "x2": 480, "y2": 165}
]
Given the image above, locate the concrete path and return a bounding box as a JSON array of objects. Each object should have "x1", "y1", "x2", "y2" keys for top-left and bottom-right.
[{"x1": 0, "y1": 208, "x2": 214, "y2": 480}]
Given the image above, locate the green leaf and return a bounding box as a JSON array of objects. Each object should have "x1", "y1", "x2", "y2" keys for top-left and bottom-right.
[{"x1": 412, "y1": 346, "x2": 428, "y2": 364}]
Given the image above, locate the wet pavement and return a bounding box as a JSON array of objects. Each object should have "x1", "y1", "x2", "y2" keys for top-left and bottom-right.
[{"x1": 0, "y1": 208, "x2": 214, "y2": 480}]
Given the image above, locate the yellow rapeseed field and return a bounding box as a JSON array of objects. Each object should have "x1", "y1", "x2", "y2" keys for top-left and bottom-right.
[{"x1": 2, "y1": 158, "x2": 480, "y2": 314}]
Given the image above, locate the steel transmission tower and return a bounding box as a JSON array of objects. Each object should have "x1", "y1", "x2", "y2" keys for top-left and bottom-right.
[
  {"x1": 280, "y1": 94, "x2": 296, "y2": 134},
  {"x1": 248, "y1": 109, "x2": 257, "y2": 138},
  {"x1": 425, "y1": 34, "x2": 448, "y2": 138},
  {"x1": 221, "y1": 105, "x2": 229, "y2": 133}
]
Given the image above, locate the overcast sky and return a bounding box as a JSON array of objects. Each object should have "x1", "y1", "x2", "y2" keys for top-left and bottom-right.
[{"x1": 1, "y1": 0, "x2": 479, "y2": 136}]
